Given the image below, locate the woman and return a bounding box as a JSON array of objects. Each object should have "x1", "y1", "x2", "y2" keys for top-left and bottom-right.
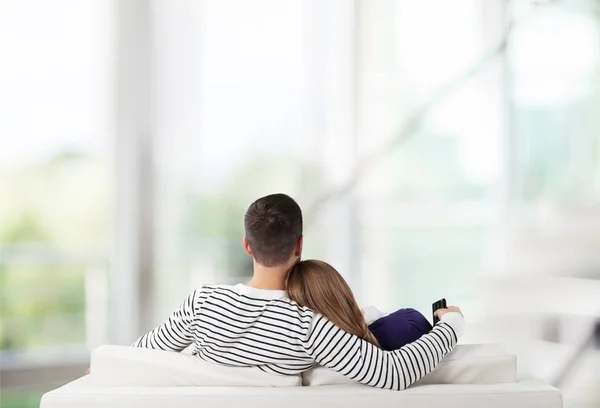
[{"x1": 287, "y1": 259, "x2": 456, "y2": 351}]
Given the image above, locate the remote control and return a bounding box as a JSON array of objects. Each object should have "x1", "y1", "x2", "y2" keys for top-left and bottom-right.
[{"x1": 432, "y1": 298, "x2": 447, "y2": 324}]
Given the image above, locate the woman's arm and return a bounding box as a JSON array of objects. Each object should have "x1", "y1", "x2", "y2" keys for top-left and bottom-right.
[
  {"x1": 131, "y1": 288, "x2": 203, "y2": 351},
  {"x1": 304, "y1": 309, "x2": 464, "y2": 390}
]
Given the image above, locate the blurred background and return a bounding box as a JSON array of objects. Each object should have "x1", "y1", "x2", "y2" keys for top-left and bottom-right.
[{"x1": 0, "y1": 0, "x2": 599, "y2": 407}]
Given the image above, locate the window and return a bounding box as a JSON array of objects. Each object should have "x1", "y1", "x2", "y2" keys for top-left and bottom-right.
[
  {"x1": 509, "y1": 5, "x2": 600, "y2": 208},
  {"x1": 0, "y1": 0, "x2": 113, "y2": 360},
  {"x1": 352, "y1": 0, "x2": 503, "y2": 313},
  {"x1": 149, "y1": 0, "x2": 357, "y2": 319}
]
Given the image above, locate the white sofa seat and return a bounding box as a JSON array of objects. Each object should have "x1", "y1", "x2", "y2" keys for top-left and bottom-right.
[{"x1": 41, "y1": 375, "x2": 562, "y2": 408}]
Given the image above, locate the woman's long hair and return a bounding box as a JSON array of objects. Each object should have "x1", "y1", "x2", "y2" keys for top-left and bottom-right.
[{"x1": 286, "y1": 260, "x2": 380, "y2": 347}]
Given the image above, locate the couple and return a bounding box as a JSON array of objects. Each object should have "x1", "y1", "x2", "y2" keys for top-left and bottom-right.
[{"x1": 132, "y1": 193, "x2": 464, "y2": 390}]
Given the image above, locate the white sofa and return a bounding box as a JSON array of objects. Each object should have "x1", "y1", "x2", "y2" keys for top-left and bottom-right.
[{"x1": 40, "y1": 344, "x2": 563, "y2": 408}]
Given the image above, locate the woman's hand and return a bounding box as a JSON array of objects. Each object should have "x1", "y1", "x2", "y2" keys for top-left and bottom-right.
[
  {"x1": 433, "y1": 306, "x2": 462, "y2": 319},
  {"x1": 84, "y1": 368, "x2": 90, "y2": 375}
]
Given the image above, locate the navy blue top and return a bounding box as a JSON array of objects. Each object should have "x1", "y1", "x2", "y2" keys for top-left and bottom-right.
[{"x1": 368, "y1": 308, "x2": 433, "y2": 351}]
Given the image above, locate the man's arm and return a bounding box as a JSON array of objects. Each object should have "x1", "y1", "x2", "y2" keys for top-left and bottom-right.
[
  {"x1": 304, "y1": 309, "x2": 464, "y2": 390},
  {"x1": 131, "y1": 289, "x2": 202, "y2": 351}
]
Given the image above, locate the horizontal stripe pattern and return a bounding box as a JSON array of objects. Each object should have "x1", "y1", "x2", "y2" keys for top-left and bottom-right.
[{"x1": 132, "y1": 284, "x2": 458, "y2": 390}]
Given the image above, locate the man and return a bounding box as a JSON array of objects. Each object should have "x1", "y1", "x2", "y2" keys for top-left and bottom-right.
[{"x1": 130, "y1": 193, "x2": 464, "y2": 390}]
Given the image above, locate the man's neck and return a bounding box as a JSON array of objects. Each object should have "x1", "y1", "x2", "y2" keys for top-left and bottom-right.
[{"x1": 246, "y1": 261, "x2": 290, "y2": 291}]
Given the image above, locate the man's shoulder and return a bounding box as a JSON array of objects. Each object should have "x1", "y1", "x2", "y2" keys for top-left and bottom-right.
[
  {"x1": 192, "y1": 284, "x2": 237, "y2": 298},
  {"x1": 183, "y1": 284, "x2": 234, "y2": 302},
  {"x1": 190, "y1": 284, "x2": 318, "y2": 316},
  {"x1": 199, "y1": 283, "x2": 236, "y2": 292}
]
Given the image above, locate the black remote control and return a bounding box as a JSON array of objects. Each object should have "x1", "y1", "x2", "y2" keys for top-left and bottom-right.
[{"x1": 432, "y1": 298, "x2": 447, "y2": 324}]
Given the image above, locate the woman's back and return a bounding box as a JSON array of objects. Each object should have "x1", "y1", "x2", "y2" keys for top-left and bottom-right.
[{"x1": 286, "y1": 259, "x2": 380, "y2": 346}]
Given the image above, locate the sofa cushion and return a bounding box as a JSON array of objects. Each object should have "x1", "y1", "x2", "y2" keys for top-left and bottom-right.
[
  {"x1": 303, "y1": 343, "x2": 516, "y2": 386},
  {"x1": 90, "y1": 345, "x2": 301, "y2": 387}
]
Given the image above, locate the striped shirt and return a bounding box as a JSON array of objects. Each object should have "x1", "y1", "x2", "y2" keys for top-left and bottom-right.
[{"x1": 132, "y1": 284, "x2": 461, "y2": 390}]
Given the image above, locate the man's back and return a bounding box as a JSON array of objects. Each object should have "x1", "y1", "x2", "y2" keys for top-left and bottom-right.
[{"x1": 183, "y1": 284, "x2": 317, "y2": 375}]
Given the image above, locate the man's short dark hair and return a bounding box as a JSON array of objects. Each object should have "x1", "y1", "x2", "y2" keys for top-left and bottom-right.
[{"x1": 244, "y1": 193, "x2": 303, "y2": 267}]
